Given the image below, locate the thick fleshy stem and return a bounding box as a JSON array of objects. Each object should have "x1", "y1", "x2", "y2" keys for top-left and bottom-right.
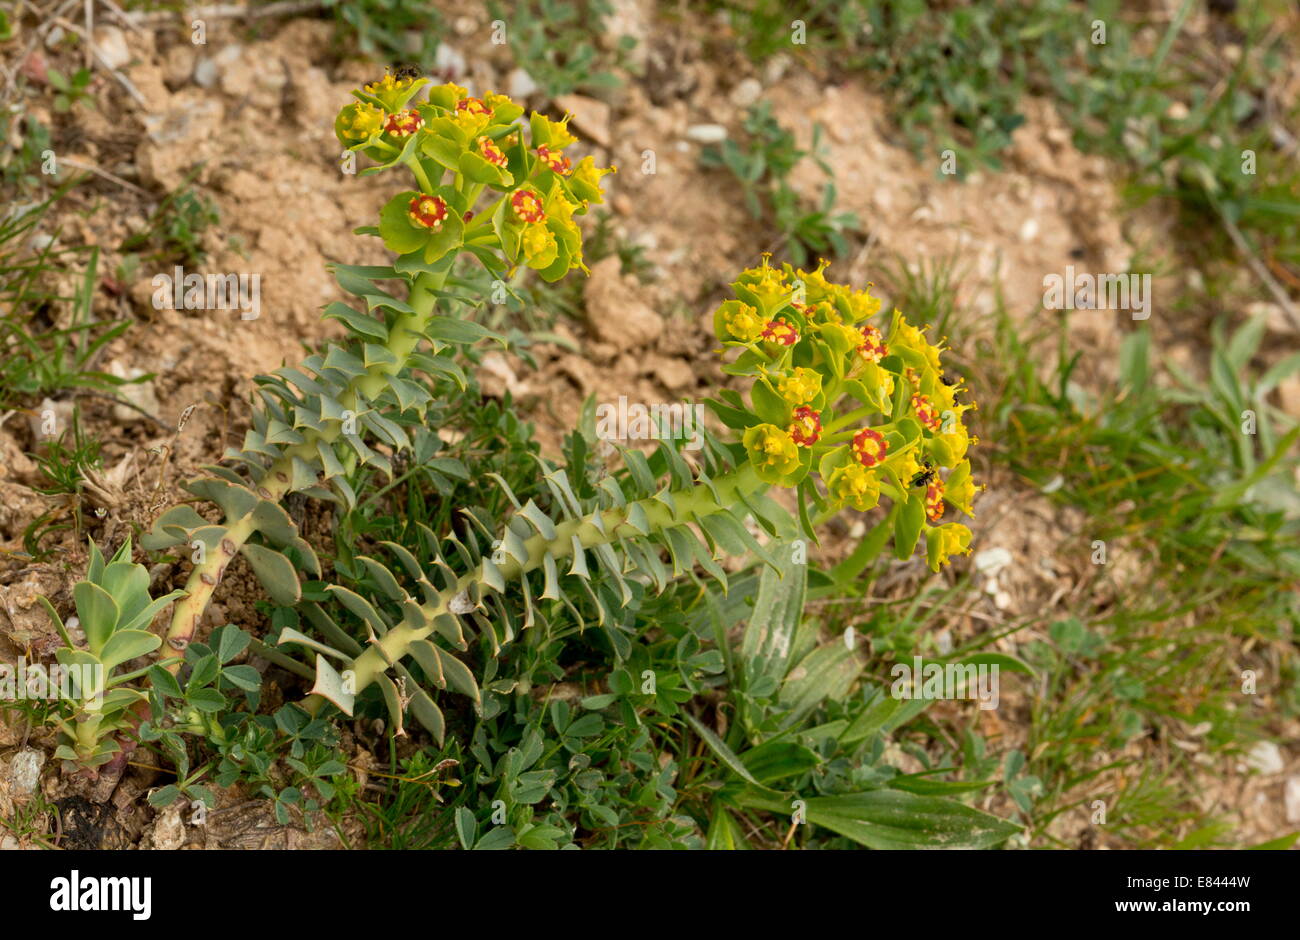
[
  {"x1": 301, "y1": 462, "x2": 765, "y2": 713},
  {"x1": 160, "y1": 270, "x2": 447, "y2": 665}
]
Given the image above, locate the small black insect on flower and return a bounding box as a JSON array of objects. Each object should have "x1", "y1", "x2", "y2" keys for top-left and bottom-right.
[
  {"x1": 910, "y1": 459, "x2": 936, "y2": 488},
  {"x1": 393, "y1": 64, "x2": 423, "y2": 82}
]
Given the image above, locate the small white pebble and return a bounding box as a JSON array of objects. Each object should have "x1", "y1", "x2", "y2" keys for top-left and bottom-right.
[
  {"x1": 1284, "y1": 778, "x2": 1300, "y2": 824},
  {"x1": 685, "y1": 124, "x2": 728, "y2": 144},
  {"x1": 1244, "y1": 741, "x2": 1284, "y2": 775},
  {"x1": 9, "y1": 750, "x2": 44, "y2": 798},
  {"x1": 974, "y1": 547, "x2": 1013, "y2": 576}
]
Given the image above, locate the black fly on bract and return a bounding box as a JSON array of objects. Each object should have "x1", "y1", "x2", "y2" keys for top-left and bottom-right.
[{"x1": 910, "y1": 459, "x2": 936, "y2": 488}]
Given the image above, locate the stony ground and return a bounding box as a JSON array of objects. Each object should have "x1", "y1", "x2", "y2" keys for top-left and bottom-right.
[{"x1": 0, "y1": 1, "x2": 1296, "y2": 847}]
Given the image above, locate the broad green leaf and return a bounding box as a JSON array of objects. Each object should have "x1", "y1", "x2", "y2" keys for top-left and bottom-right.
[
  {"x1": 841, "y1": 690, "x2": 904, "y2": 745},
  {"x1": 407, "y1": 639, "x2": 446, "y2": 688},
  {"x1": 408, "y1": 687, "x2": 446, "y2": 745},
  {"x1": 424, "y1": 315, "x2": 496, "y2": 345},
  {"x1": 741, "y1": 739, "x2": 820, "y2": 784},
  {"x1": 187, "y1": 686, "x2": 227, "y2": 713},
  {"x1": 214, "y1": 623, "x2": 251, "y2": 664},
  {"x1": 889, "y1": 772, "x2": 995, "y2": 796},
  {"x1": 892, "y1": 491, "x2": 926, "y2": 560},
  {"x1": 374, "y1": 673, "x2": 405, "y2": 737},
  {"x1": 705, "y1": 803, "x2": 749, "y2": 850},
  {"x1": 86, "y1": 538, "x2": 106, "y2": 583},
  {"x1": 436, "y1": 647, "x2": 480, "y2": 706},
  {"x1": 698, "y1": 511, "x2": 776, "y2": 567},
  {"x1": 185, "y1": 478, "x2": 258, "y2": 519},
  {"x1": 98, "y1": 562, "x2": 149, "y2": 625},
  {"x1": 74, "y1": 581, "x2": 119, "y2": 656},
  {"x1": 803, "y1": 790, "x2": 1020, "y2": 849},
  {"x1": 221, "y1": 664, "x2": 262, "y2": 692},
  {"x1": 740, "y1": 555, "x2": 806, "y2": 689},
  {"x1": 779, "y1": 644, "x2": 861, "y2": 726},
  {"x1": 684, "y1": 712, "x2": 768, "y2": 790},
  {"x1": 327, "y1": 584, "x2": 390, "y2": 636},
  {"x1": 98, "y1": 629, "x2": 162, "y2": 671},
  {"x1": 37, "y1": 595, "x2": 73, "y2": 648},
  {"x1": 454, "y1": 807, "x2": 477, "y2": 850},
  {"x1": 117, "y1": 590, "x2": 185, "y2": 634},
  {"x1": 147, "y1": 664, "x2": 183, "y2": 699},
  {"x1": 251, "y1": 500, "x2": 300, "y2": 546},
  {"x1": 322, "y1": 301, "x2": 389, "y2": 342}
]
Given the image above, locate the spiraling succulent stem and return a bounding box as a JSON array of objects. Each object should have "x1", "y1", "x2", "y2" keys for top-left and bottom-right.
[
  {"x1": 159, "y1": 270, "x2": 447, "y2": 668},
  {"x1": 301, "y1": 462, "x2": 765, "y2": 712}
]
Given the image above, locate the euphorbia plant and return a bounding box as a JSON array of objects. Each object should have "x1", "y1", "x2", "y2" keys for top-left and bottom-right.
[
  {"x1": 299, "y1": 256, "x2": 984, "y2": 732},
  {"x1": 131, "y1": 75, "x2": 616, "y2": 738},
  {"x1": 45, "y1": 74, "x2": 981, "y2": 767}
]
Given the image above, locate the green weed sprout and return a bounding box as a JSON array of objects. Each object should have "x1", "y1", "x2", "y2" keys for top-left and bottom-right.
[{"x1": 38, "y1": 538, "x2": 183, "y2": 770}]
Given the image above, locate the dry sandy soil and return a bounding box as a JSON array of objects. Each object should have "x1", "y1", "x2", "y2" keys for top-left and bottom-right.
[{"x1": 0, "y1": 1, "x2": 1296, "y2": 848}]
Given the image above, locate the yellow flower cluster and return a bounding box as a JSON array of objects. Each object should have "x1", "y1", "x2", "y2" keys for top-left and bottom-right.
[
  {"x1": 336, "y1": 72, "x2": 616, "y2": 279},
  {"x1": 713, "y1": 257, "x2": 982, "y2": 571}
]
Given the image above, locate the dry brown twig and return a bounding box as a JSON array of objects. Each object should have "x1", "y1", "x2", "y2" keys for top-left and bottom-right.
[
  {"x1": 47, "y1": 13, "x2": 150, "y2": 109},
  {"x1": 57, "y1": 157, "x2": 151, "y2": 196}
]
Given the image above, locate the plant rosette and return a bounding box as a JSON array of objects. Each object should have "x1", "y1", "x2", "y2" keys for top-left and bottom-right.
[
  {"x1": 37, "y1": 79, "x2": 606, "y2": 771},
  {"x1": 38, "y1": 538, "x2": 183, "y2": 770}
]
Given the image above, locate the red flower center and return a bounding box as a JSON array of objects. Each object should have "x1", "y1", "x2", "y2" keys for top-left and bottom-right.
[
  {"x1": 912, "y1": 393, "x2": 941, "y2": 432},
  {"x1": 384, "y1": 110, "x2": 423, "y2": 137},
  {"x1": 857, "y1": 324, "x2": 887, "y2": 363},
  {"x1": 457, "y1": 97, "x2": 490, "y2": 115},
  {"x1": 536, "y1": 145, "x2": 572, "y2": 175},
  {"x1": 788, "y1": 406, "x2": 821, "y2": 447},
  {"x1": 852, "y1": 428, "x2": 888, "y2": 468},
  {"x1": 760, "y1": 318, "x2": 799, "y2": 346},
  {"x1": 511, "y1": 188, "x2": 546, "y2": 223},
  {"x1": 925, "y1": 477, "x2": 945, "y2": 522},
  {"x1": 478, "y1": 137, "x2": 508, "y2": 167},
  {"x1": 408, "y1": 194, "x2": 449, "y2": 230}
]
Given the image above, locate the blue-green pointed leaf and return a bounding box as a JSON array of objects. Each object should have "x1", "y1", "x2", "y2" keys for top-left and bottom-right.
[
  {"x1": 241, "y1": 543, "x2": 301, "y2": 605},
  {"x1": 323, "y1": 301, "x2": 389, "y2": 342},
  {"x1": 310, "y1": 655, "x2": 355, "y2": 716},
  {"x1": 568, "y1": 536, "x2": 589, "y2": 580},
  {"x1": 74, "y1": 581, "x2": 119, "y2": 656}
]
